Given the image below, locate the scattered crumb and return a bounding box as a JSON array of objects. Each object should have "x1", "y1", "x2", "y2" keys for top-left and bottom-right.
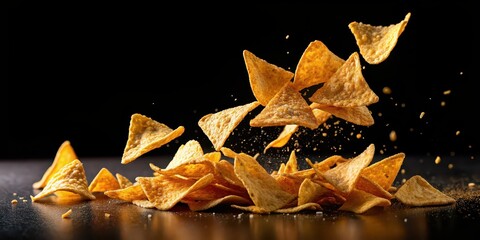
[
  {"x1": 382, "y1": 86, "x2": 392, "y2": 95},
  {"x1": 468, "y1": 183, "x2": 475, "y2": 188},
  {"x1": 443, "y1": 90, "x2": 451, "y2": 95},
  {"x1": 62, "y1": 209, "x2": 73, "y2": 219},
  {"x1": 389, "y1": 130, "x2": 397, "y2": 142},
  {"x1": 13, "y1": 193, "x2": 17, "y2": 196},
  {"x1": 11, "y1": 199, "x2": 18, "y2": 204},
  {"x1": 105, "y1": 213, "x2": 111, "y2": 218},
  {"x1": 435, "y1": 156, "x2": 441, "y2": 164},
  {"x1": 419, "y1": 112, "x2": 425, "y2": 119}
]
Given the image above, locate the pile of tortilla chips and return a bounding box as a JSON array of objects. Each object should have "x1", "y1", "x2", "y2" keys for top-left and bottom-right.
[{"x1": 31, "y1": 12, "x2": 456, "y2": 214}]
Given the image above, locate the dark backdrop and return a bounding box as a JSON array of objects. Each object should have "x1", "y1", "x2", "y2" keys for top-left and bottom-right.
[{"x1": 4, "y1": 2, "x2": 478, "y2": 160}]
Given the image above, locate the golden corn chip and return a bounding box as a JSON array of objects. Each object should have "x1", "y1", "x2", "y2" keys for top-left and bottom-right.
[
  {"x1": 394, "y1": 175, "x2": 455, "y2": 207},
  {"x1": 219, "y1": 146, "x2": 238, "y2": 159},
  {"x1": 298, "y1": 178, "x2": 330, "y2": 205},
  {"x1": 264, "y1": 124, "x2": 299, "y2": 153},
  {"x1": 121, "y1": 113, "x2": 185, "y2": 164},
  {"x1": 361, "y1": 152, "x2": 405, "y2": 191},
  {"x1": 356, "y1": 175, "x2": 393, "y2": 200},
  {"x1": 308, "y1": 155, "x2": 346, "y2": 173},
  {"x1": 214, "y1": 160, "x2": 245, "y2": 189},
  {"x1": 198, "y1": 101, "x2": 260, "y2": 151},
  {"x1": 338, "y1": 189, "x2": 391, "y2": 214},
  {"x1": 88, "y1": 168, "x2": 121, "y2": 193},
  {"x1": 104, "y1": 184, "x2": 146, "y2": 202},
  {"x1": 115, "y1": 173, "x2": 133, "y2": 189},
  {"x1": 203, "y1": 151, "x2": 222, "y2": 162},
  {"x1": 243, "y1": 49, "x2": 294, "y2": 106},
  {"x1": 349, "y1": 12, "x2": 411, "y2": 64},
  {"x1": 274, "y1": 174, "x2": 305, "y2": 196},
  {"x1": 284, "y1": 150, "x2": 299, "y2": 174},
  {"x1": 165, "y1": 139, "x2": 204, "y2": 169},
  {"x1": 161, "y1": 160, "x2": 215, "y2": 180},
  {"x1": 136, "y1": 173, "x2": 214, "y2": 210},
  {"x1": 275, "y1": 203, "x2": 322, "y2": 213},
  {"x1": 234, "y1": 153, "x2": 296, "y2": 212},
  {"x1": 311, "y1": 103, "x2": 374, "y2": 126},
  {"x1": 321, "y1": 144, "x2": 375, "y2": 195},
  {"x1": 309, "y1": 52, "x2": 379, "y2": 107},
  {"x1": 32, "y1": 159, "x2": 95, "y2": 202},
  {"x1": 293, "y1": 40, "x2": 345, "y2": 91},
  {"x1": 250, "y1": 82, "x2": 319, "y2": 130},
  {"x1": 185, "y1": 195, "x2": 252, "y2": 211},
  {"x1": 33, "y1": 140, "x2": 78, "y2": 189},
  {"x1": 312, "y1": 108, "x2": 332, "y2": 126}
]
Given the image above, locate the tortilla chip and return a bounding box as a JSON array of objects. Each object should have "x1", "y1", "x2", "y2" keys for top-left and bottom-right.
[
  {"x1": 355, "y1": 175, "x2": 393, "y2": 200},
  {"x1": 311, "y1": 103, "x2": 374, "y2": 126},
  {"x1": 338, "y1": 189, "x2": 391, "y2": 214},
  {"x1": 32, "y1": 159, "x2": 95, "y2": 201},
  {"x1": 394, "y1": 175, "x2": 456, "y2": 207},
  {"x1": 361, "y1": 152, "x2": 405, "y2": 190},
  {"x1": 88, "y1": 168, "x2": 121, "y2": 193},
  {"x1": 198, "y1": 101, "x2": 260, "y2": 151},
  {"x1": 33, "y1": 140, "x2": 78, "y2": 189},
  {"x1": 243, "y1": 50, "x2": 294, "y2": 106},
  {"x1": 309, "y1": 52, "x2": 379, "y2": 107},
  {"x1": 298, "y1": 178, "x2": 330, "y2": 205},
  {"x1": 264, "y1": 124, "x2": 299, "y2": 153},
  {"x1": 250, "y1": 82, "x2": 318, "y2": 129},
  {"x1": 321, "y1": 144, "x2": 375, "y2": 195},
  {"x1": 104, "y1": 184, "x2": 146, "y2": 202},
  {"x1": 121, "y1": 113, "x2": 185, "y2": 164},
  {"x1": 312, "y1": 108, "x2": 332, "y2": 126},
  {"x1": 293, "y1": 40, "x2": 345, "y2": 91},
  {"x1": 115, "y1": 173, "x2": 133, "y2": 189},
  {"x1": 165, "y1": 139, "x2": 204, "y2": 169},
  {"x1": 284, "y1": 150, "x2": 299, "y2": 174},
  {"x1": 349, "y1": 12, "x2": 411, "y2": 64},
  {"x1": 137, "y1": 173, "x2": 214, "y2": 210},
  {"x1": 234, "y1": 153, "x2": 296, "y2": 212}
]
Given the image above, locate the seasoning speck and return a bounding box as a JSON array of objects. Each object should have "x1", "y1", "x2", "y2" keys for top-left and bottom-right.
[
  {"x1": 11, "y1": 199, "x2": 18, "y2": 204},
  {"x1": 419, "y1": 112, "x2": 425, "y2": 119}
]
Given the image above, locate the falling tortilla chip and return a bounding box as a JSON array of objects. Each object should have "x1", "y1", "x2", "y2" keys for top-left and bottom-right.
[
  {"x1": 88, "y1": 168, "x2": 121, "y2": 193},
  {"x1": 33, "y1": 140, "x2": 78, "y2": 189},
  {"x1": 338, "y1": 188, "x2": 391, "y2": 214},
  {"x1": 349, "y1": 12, "x2": 411, "y2": 64},
  {"x1": 321, "y1": 144, "x2": 375, "y2": 195},
  {"x1": 361, "y1": 152, "x2": 405, "y2": 191},
  {"x1": 104, "y1": 184, "x2": 146, "y2": 202},
  {"x1": 293, "y1": 40, "x2": 345, "y2": 91},
  {"x1": 31, "y1": 159, "x2": 96, "y2": 201},
  {"x1": 243, "y1": 49, "x2": 294, "y2": 106},
  {"x1": 250, "y1": 82, "x2": 319, "y2": 130},
  {"x1": 198, "y1": 101, "x2": 260, "y2": 151},
  {"x1": 115, "y1": 173, "x2": 133, "y2": 189},
  {"x1": 121, "y1": 113, "x2": 185, "y2": 164},
  {"x1": 311, "y1": 103, "x2": 374, "y2": 126},
  {"x1": 137, "y1": 173, "x2": 214, "y2": 210},
  {"x1": 394, "y1": 175, "x2": 456, "y2": 207},
  {"x1": 234, "y1": 153, "x2": 296, "y2": 213},
  {"x1": 165, "y1": 139, "x2": 204, "y2": 169},
  {"x1": 264, "y1": 124, "x2": 299, "y2": 153},
  {"x1": 309, "y1": 52, "x2": 379, "y2": 107}
]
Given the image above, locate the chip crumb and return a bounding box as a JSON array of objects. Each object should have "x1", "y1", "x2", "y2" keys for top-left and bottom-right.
[
  {"x1": 434, "y1": 156, "x2": 441, "y2": 164},
  {"x1": 443, "y1": 90, "x2": 451, "y2": 95},
  {"x1": 440, "y1": 101, "x2": 446, "y2": 107},
  {"x1": 448, "y1": 163, "x2": 453, "y2": 169},
  {"x1": 356, "y1": 133, "x2": 362, "y2": 139},
  {"x1": 105, "y1": 213, "x2": 111, "y2": 218},
  {"x1": 419, "y1": 112, "x2": 425, "y2": 119},
  {"x1": 13, "y1": 193, "x2": 17, "y2": 196},
  {"x1": 382, "y1": 86, "x2": 392, "y2": 95},
  {"x1": 455, "y1": 131, "x2": 460, "y2": 136},
  {"x1": 22, "y1": 199, "x2": 28, "y2": 203},
  {"x1": 389, "y1": 130, "x2": 397, "y2": 142},
  {"x1": 468, "y1": 183, "x2": 475, "y2": 188},
  {"x1": 62, "y1": 209, "x2": 73, "y2": 219},
  {"x1": 11, "y1": 199, "x2": 18, "y2": 204}
]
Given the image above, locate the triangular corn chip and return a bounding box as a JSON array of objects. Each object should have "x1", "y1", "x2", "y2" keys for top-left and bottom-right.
[
  {"x1": 264, "y1": 124, "x2": 298, "y2": 153},
  {"x1": 361, "y1": 152, "x2": 405, "y2": 190},
  {"x1": 33, "y1": 140, "x2": 78, "y2": 189},
  {"x1": 165, "y1": 139, "x2": 204, "y2": 169},
  {"x1": 394, "y1": 175, "x2": 455, "y2": 207},
  {"x1": 284, "y1": 150, "x2": 298, "y2": 174},
  {"x1": 338, "y1": 188, "x2": 391, "y2": 214},
  {"x1": 243, "y1": 50, "x2": 294, "y2": 106},
  {"x1": 121, "y1": 113, "x2": 185, "y2": 164},
  {"x1": 321, "y1": 144, "x2": 375, "y2": 195},
  {"x1": 32, "y1": 159, "x2": 95, "y2": 201},
  {"x1": 309, "y1": 52, "x2": 379, "y2": 107},
  {"x1": 349, "y1": 12, "x2": 411, "y2": 64},
  {"x1": 298, "y1": 178, "x2": 330, "y2": 205},
  {"x1": 250, "y1": 82, "x2": 318, "y2": 129},
  {"x1": 234, "y1": 153, "x2": 296, "y2": 213},
  {"x1": 115, "y1": 173, "x2": 133, "y2": 189},
  {"x1": 104, "y1": 184, "x2": 146, "y2": 202},
  {"x1": 198, "y1": 101, "x2": 260, "y2": 151},
  {"x1": 293, "y1": 40, "x2": 345, "y2": 91},
  {"x1": 311, "y1": 103, "x2": 374, "y2": 126},
  {"x1": 88, "y1": 168, "x2": 121, "y2": 193}
]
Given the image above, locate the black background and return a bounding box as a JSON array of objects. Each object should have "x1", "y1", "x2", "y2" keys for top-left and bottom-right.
[{"x1": 4, "y1": 2, "x2": 478, "y2": 161}]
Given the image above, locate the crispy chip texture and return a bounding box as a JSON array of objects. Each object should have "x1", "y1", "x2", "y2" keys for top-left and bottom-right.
[
  {"x1": 293, "y1": 40, "x2": 345, "y2": 91},
  {"x1": 121, "y1": 113, "x2": 185, "y2": 164},
  {"x1": 198, "y1": 101, "x2": 260, "y2": 151},
  {"x1": 104, "y1": 184, "x2": 146, "y2": 202},
  {"x1": 165, "y1": 139, "x2": 204, "y2": 169},
  {"x1": 394, "y1": 175, "x2": 455, "y2": 206},
  {"x1": 234, "y1": 153, "x2": 296, "y2": 213},
  {"x1": 115, "y1": 173, "x2": 133, "y2": 189},
  {"x1": 250, "y1": 82, "x2": 318, "y2": 129},
  {"x1": 33, "y1": 140, "x2": 78, "y2": 189},
  {"x1": 88, "y1": 168, "x2": 121, "y2": 193},
  {"x1": 349, "y1": 12, "x2": 411, "y2": 64},
  {"x1": 338, "y1": 189, "x2": 391, "y2": 214},
  {"x1": 361, "y1": 152, "x2": 405, "y2": 190},
  {"x1": 243, "y1": 50, "x2": 294, "y2": 106},
  {"x1": 32, "y1": 159, "x2": 95, "y2": 201},
  {"x1": 311, "y1": 103, "x2": 374, "y2": 126},
  {"x1": 309, "y1": 52, "x2": 379, "y2": 107}
]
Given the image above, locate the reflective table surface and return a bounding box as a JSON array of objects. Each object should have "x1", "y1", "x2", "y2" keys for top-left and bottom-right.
[{"x1": 1, "y1": 156, "x2": 479, "y2": 240}]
